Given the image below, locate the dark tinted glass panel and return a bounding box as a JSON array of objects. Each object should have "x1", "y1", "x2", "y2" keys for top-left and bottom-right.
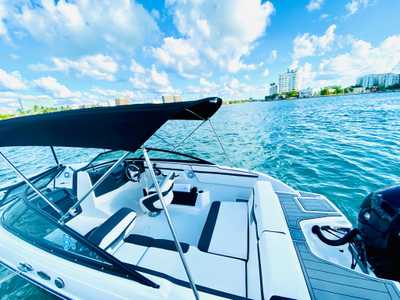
[{"x1": 2, "y1": 199, "x2": 108, "y2": 264}]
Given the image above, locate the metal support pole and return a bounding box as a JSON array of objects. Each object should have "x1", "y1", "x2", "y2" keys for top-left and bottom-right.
[
  {"x1": 50, "y1": 146, "x2": 59, "y2": 166},
  {"x1": 142, "y1": 147, "x2": 200, "y2": 300},
  {"x1": 207, "y1": 119, "x2": 232, "y2": 164},
  {"x1": 0, "y1": 151, "x2": 63, "y2": 216},
  {"x1": 183, "y1": 108, "x2": 231, "y2": 164},
  {"x1": 59, "y1": 151, "x2": 130, "y2": 224},
  {"x1": 173, "y1": 120, "x2": 206, "y2": 152}
]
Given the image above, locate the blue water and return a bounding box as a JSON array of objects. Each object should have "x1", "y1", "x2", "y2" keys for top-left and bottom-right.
[{"x1": 1, "y1": 92, "x2": 400, "y2": 298}]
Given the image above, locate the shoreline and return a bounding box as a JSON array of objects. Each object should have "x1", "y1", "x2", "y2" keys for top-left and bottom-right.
[{"x1": 223, "y1": 89, "x2": 400, "y2": 105}]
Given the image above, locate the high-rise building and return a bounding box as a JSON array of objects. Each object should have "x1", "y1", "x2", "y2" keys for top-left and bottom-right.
[
  {"x1": 356, "y1": 73, "x2": 400, "y2": 88},
  {"x1": 269, "y1": 83, "x2": 278, "y2": 95},
  {"x1": 115, "y1": 98, "x2": 129, "y2": 106},
  {"x1": 279, "y1": 69, "x2": 299, "y2": 93},
  {"x1": 162, "y1": 95, "x2": 182, "y2": 103}
]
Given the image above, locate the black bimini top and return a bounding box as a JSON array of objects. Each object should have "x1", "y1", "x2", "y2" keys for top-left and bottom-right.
[{"x1": 0, "y1": 97, "x2": 222, "y2": 151}]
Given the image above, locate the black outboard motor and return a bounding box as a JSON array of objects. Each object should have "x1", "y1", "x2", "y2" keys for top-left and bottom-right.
[{"x1": 358, "y1": 185, "x2": 400, "y2": 281}]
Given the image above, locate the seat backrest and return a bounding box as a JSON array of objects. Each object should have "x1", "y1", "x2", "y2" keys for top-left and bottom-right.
[
  {"x1": 75, "y1": 171, "x2": 108, "y2": 218},
  {"x1": 87, "y1": 207, "x2": 137, "y2": 249},
  {"x1": 139, "y1": 172, "x2": 175, "y2": 214}
]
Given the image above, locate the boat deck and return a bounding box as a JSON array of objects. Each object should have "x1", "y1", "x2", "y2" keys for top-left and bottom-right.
[{"x1": 277, "y1": 192, "x2": 400, "y2": 300}]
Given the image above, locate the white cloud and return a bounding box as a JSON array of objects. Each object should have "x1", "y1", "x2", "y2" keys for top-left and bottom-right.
[
  {"x1": 33, "y1": 76, "x2": 79, "y2": 99},
  {"x1": 298, "y1": 63, "x2": 317, "y2": 88},
  {"x1": 13, "y1": 0, "x2": 159, "y2": 51},
  {"x1": 189, "y1": 76, "x2": 265, "y2": 99},
  {"x1": 187, "y1": 77, "x2": 219, "y2": 95},
  {"x1": 150, "y1": 65, "x2": 170, "y2": 88},
  {"x1": 154, "y1": 0, "x2": 274, "y2": 76},
  {"x1": 0, "y1": 91, "x2": 54, "y2": 111},
  {"x1": 319, "y1": 35, "x2": 400, "y2": 86},
  {"x1": 0, "y1": 0, "x2": 8, "y2": 40},
  {"x1": 345, "y1": 0, "x2": 369, "y2": 15},
  {"x1": 0, "y1": 68, "x2": 26, "y2": 90},
  {"x1": 270, "y1": 50, "x2": 278, "y2": 61},
  {"x1": 90, "y1": 87, "x2": 135, "y2": 104},
  {"x1": 130, "y1": 59, "x2": 146, "y2": 74},
  {"x1": 152, "y1": 37, "x2": 201, "y2": 78},
  {"x1": 307, "y1": 0, "x2": 324, "y2": 11},
  {"x1": 151, "y1": 9, "x2": 160, "y2": 20},
  {"x1": 129, "y1": 64, "x2": 174, "y2": 94},
  {"x1": 200, "y1": 77, "x2": 217, "y2": 88},
  {"x1": 263, "y1": 68, "x2": 270, "y2": 77},
  {"x1": 292, "y1": 24, "x2": 336, "y2": 65},
  {"x1": 30, "y1": 54, "x2": 119, "y2": 81}
]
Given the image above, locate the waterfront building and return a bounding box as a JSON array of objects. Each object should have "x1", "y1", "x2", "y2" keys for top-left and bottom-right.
[
  {"x1": 115, "y1": 98, "x2": 129, "y2": 106},
  {"x1": 299, "y1": 87, "x2": 318, "y2": 98},
  {"x1": 279, "y1": 69, "x2": 299, "y2": 93},
  {"x1": 269, "y1": 83, "x2": 278, "y2": 95},
  {"x1": 356, "y1": 73, "x2": 400, "y2": 88},
  {"x1": 162, "y1": 95, "x2": 182, "y2": 103},
  {"x1": 352, "y1": 87, "x2": 365, "y2": 94}
]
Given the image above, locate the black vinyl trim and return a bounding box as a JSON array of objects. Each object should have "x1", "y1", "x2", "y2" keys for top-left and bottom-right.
[
  {"x1": 198, "y1": 201, "x2": 220, "y2": 252},
  {"x1": 125, "y1": 234, "x2": 189, "y2": 253},
  {"x1": 72, "y1": 169, "x2": 78, "y2": 197},
  {"x1": 87, "y1": 207, "x2": 135, "y2": 245},
  {"x1": 144, "y1": 165, "x2": 185, "y2": 172},
  {"x1": 237, "y1": 198, "x2": 249, "y2": 203},
  {"x1": 194, "y1": 170, "x2": 259, "y2": 178},
  {"x1": 143, "y1": 147, "x2": 213, "y2": 165},
  {"x1": 246, "y1": 197, "x2": 250, "y2": 299},
  {"x1": 252, "y1": 188, "x2": 265, "y2": 300},
  {"x1": 129, "y1": 264, "x2": 250, "y2": 300},
  {"x1": 142, "y1": 182, "x2": 174, "y2": 213},
  {"x1": 205, "y1": 250, "x2": 247, "y2": 262}
]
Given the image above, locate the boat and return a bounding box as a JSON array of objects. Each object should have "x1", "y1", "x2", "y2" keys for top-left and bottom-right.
[{"x1": 0, "y1": 97, "x2": 399, "y2": 300}]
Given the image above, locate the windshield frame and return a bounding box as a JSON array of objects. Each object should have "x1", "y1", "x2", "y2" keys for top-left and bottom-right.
[
  {"x1": 0, "y1": 166, "x2": 62, "y2": 208},
  {"x1": 83, "y1": 147, "x2": 213, "y2": 171}
]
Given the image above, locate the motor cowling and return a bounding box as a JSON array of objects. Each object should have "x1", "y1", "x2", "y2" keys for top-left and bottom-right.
[{"x1": 358, "y1": 185, "x2": 400, "y2": 281}]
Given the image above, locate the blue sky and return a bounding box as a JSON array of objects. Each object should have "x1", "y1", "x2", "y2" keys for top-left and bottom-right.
[{"x1": 0, "y1": 0, "x2": 399, "y2": 110}]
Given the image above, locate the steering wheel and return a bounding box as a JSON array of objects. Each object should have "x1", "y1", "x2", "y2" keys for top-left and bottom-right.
[
  {"x1": 153, "y1": 164, "x2": 162, "y2": 176},
  {"x1": 125, "y1": 161, "x2": 142, "y2": 182}
]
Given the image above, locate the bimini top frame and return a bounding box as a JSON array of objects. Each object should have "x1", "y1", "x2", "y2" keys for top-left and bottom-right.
[{"x1": 0, "y1": 98, "x2": 223, "y2": 299}]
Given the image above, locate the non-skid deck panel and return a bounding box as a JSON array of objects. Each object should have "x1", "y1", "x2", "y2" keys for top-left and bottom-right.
[
  {"x1": 277, "y1": 192, "x2": 400, "y2": 300},
  {"x1": 297, "y1": 195, "x2": 337, "y2": 213}
]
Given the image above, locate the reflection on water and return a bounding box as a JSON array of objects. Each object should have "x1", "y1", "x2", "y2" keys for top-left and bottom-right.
[{"x1": 1, "y1": 93, "x2": 400, "y2": 298}]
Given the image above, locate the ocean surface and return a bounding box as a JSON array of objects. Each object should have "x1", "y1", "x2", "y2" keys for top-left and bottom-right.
[{"x1": 1, "y1": 92, "x2": 400, "y2": 298}]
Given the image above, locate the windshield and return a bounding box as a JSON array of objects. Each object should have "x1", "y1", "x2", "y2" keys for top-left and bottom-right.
[
  {"x1": 0, "y1": 166, "x2": 62, "y2": 207},
  {"x1": 85, "y1": 150, "x2": 140, "y2": 168},
  {"x1": 2, "y1": 198, "x2": 110, "y2": 264}
]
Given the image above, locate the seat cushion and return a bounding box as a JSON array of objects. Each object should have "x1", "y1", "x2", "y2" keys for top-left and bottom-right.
[
  {"x1": 125, "y1": 234, "x2": 189, "y2": 253},
  {"x1": 138, "y1": 247, "x2": 247, "y2": 297},
  {"x1": 198, "y1": 201, "x2": 248, "y2": 260},
  {"x1": 87, "y1": 207, "x2": 136, "y2": 249},
  {"x1": 140, "y1": 172, "x2": 175, "y2": 213}
]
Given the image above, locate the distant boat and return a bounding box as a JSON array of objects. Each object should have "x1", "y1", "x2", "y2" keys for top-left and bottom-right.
[{"x1": 0, "y1": 97, "x2": 398, "y2": 299}]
